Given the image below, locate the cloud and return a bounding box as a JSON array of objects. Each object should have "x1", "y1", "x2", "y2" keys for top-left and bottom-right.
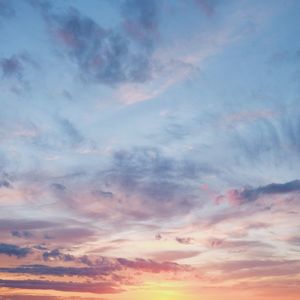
[
  {"x1": 218, "y1": 179, "x2": 300, "y2": 205},
  {"x1": 0, "y1": 256, "x2": 190, "y2": 277},
  {"x1": 150, "y1": 250, "x2": 200, "y2": 262},
  {"x1": 92, "y1": 189, "x2": 114, "y2": 199},
  {"x1": 42, "y1": 249, "x2": 75, "y2": 262},
  {"x1": 109, "y1": 146, "x2": 203, "y2": 185},
  {"x1": 41, "y1": 227, "x2": 96, "y2": 244},
  {"x1": 0, "y1": 55, "x2": 24, "y2": 79},
  {"x1": 199, "y1": 260, "x2": 300, "y2": 285},
  {"x1": 0, "y1": 219, "x2": 61, "y2": 231},
  {"x1": 116, "y1": 257, "x2": 189, "y2": 273},
  {"x1": 0, "y1": 296, "x2": 64, "y2": 300},
  {"x1": 227, "y1": 114, "x2": 300, "y2": 169},
  {"x1": 121, "y1": 0, "x2": 159, "y2": 50},
  {"x1": 175, "y1": 237, "x2": 194, "y2": 245},
  {"x1": 0, "y1": 279, "x2": 120, "y2": 294},
  {"x1": 0, "y1": 296, "x2": 73, "y2": 300},
  {"x1": 0, "y1": 52, "x2": 37, "y2": 92},
  {"x1": 0, "y1": 243, "x2": 31, "y2": 258},
  {"x1": 216, "y1": 259, "x2": 300, "y2": 280},
  {"x1": 41, "y1": 249, "x2": 92, "y2": 266},
  {"x1": 217, "y1": 259, "x2": 300, "y2": 273},
  {"x1": 30, "y1": 0, "x2": 243, "y2": 104},
  {"x1": 44, "y1": 146, "x2": 215, "y2": 223},
  {"x1": 0, "y1": 179, "x2": 11, "y2": 188},
  {"x1": 0, "y1": 264, "x2": 114, "y2": 277},
  {"x1": 0, "y1": 218, "x2": 95, "y2": 245},
  {"x1": 99, "y1": 147, "x2": 202, "y2": 220},
  {"x1": 50, "y1": 183, "x2": 66, "y2": 192},
  {"x1": 11, "y1": 230, "x2": 33, "y2": 239},
  {"x1": 207, "y1": 238, "x2": 272, "y2": 250},
  {"x1": 58, "y1": 118, "x2": 83, "y2": 145},
  {"x1": 287, "y1": 236, "x2": 300, "y2": 246},
  {"x1": 37, "y1": 4, "x2": 159, "y2": 85},
  {"x1": 155, "y1": 233, "x2": 162, "y2": 240}
]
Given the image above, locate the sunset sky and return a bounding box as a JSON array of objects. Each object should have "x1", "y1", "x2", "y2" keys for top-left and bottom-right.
[{"x1": 0, "y1": 0, "x2": 300, "y2": 299}]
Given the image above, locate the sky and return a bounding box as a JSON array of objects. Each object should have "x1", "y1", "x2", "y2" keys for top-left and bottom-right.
[{"x1": 0, "y1": 0, "x2": 300, "y2": 299}]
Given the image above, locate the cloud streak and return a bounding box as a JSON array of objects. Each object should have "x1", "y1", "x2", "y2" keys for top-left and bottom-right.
[{"x1": 0, "y1": 279, "x2": 120, "y2": 294}]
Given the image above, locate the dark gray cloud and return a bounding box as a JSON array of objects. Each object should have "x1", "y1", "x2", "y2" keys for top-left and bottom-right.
[
  {"x1": 220, "y1": 179, "x2": 300, "y2": 205},
  {"x1": 0, "y1": 243, "x2": 31, "y2": 258},
  {"x1": 241, "y1": 180, "x2": 300, "y2": 201}
]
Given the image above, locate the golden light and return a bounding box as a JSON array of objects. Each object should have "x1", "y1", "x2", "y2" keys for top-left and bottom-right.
[{"x1": 130, "y1": 281, "x2": 186, "y2": 300}]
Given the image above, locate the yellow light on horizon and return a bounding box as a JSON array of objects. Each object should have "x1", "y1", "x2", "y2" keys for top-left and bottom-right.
[
  {"x1": 133, "y1": 281, "x2": 185, "y2": 300},
  {"x1": 109, "y1": 280, "x2": 192, "y2": 300}
]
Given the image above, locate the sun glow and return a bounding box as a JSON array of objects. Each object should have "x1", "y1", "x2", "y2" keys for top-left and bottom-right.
[
  {"x1": 134, "y1": 281, "x2": 186, "y2": 300},
  {"x1": 110, "y1": 280, "x2": 190, "y2": 300}
]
